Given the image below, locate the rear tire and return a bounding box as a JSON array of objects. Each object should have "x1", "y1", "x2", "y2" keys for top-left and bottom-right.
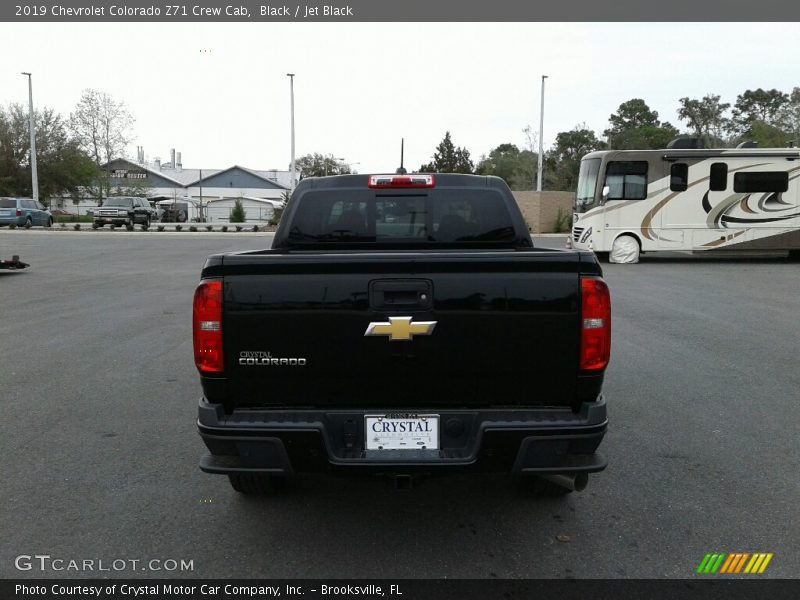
[
  {"x1": 46, "y1": 217, "x2": 53, "y2": 228},
  {"x1": 228, "y1": 473, "x2": 287, "y2": 495},
  {"x1": 25, "y1": 217, "x2": 32, "y2": 229}
]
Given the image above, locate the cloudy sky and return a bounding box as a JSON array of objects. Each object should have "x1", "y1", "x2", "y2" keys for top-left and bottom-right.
[{"x1": 2, "y1": 22, "x2": 799, "y2": 174}]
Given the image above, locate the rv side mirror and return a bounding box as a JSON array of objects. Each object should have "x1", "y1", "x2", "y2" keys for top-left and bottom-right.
[{"x1": 599, "y1": 185, "x2": 611, "y2": 205}]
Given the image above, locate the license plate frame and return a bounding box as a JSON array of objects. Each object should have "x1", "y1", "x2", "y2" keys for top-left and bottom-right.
[{"x1": 365, "y1": 413, "x2": 439, "y2": 450}]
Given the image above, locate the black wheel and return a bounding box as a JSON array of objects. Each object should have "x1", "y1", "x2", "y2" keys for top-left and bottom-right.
[
  {"x1": 788, "y1": 250, "x2": 800, "y2": 261},
  {"x1": 228, "y1": 473, "x2": 287, "y2": 495},
  {"x1": 144, "y1": 216, "x2": 151, "y2": 228},
  {"x1": 25, "y1": 217, "x2": 32, "y2": 229}
]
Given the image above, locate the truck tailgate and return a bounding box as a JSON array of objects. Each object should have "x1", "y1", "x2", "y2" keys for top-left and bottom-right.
[{"x1": 217, "y1": 251, "x2": 582, "y2": 409}]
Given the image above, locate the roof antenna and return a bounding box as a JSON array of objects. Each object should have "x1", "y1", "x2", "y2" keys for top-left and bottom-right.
[{"x1": 396, "y1": 138, "x2": 407, "y2": 174}]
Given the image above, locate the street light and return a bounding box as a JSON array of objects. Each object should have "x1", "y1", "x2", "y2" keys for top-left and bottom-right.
[
  {"x1": 21, "y1": 72, "x2": 39, "y2": 204},
  {"x1": 287, "y1": 73, "x2": 296, "y2": 192},
  {"x1": 537, "y1": 74, "x2": 548, "y2": 192}
]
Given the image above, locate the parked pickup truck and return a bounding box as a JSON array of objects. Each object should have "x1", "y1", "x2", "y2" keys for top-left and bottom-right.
[{"x1": 194, "y1": 173, "x2": 611, "y2": 496}]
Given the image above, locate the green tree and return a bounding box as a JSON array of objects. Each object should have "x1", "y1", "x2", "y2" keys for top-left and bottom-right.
[
  {"x1": 230, "y1": 199, "x2": 246, "y2": 223},
  {"x1": 604, "y1": 99, "x2": 678, "y2": 149},
  {"x1": 730, "y1": 88, "x2": 789, "y2": 136},
  {"x1": 295, "y1": 153, "x2": 353, "y2": 178},
  {"x1": 475, "y1": 143, "x2": 536, "y2": 190},
  {"x1": 748, "y1": 120, "x2": 791, "y2": 148},
  {"x1": 545, "y1": 125, "x2": 605, "y2": 191},
  {"x1": 419, "y1": 131, "x2": 474, "y2": 173},
  {"x1": 677, "y1": 94, "x2": 731, "y2": 144},
  {"x1": 0, "y1": 103, "x2": 96, "y2": 203},
  {"x1": 777, "y1": 87, "x2": 800, "y2": 143}
]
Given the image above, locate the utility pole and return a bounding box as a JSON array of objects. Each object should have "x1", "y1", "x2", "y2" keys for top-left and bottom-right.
[
  {"x1": 537, "y1": 75, "x2": 548, "y2": 192},
  {"x1": 21, "y1": 72, "x2": 39, "y2": 204},
  {"x1": 199, "y1": 169, "x2": 204, "y2": 222},
  {"x1": 287, "y1": 73, "x2": 296, "y2": 192}
]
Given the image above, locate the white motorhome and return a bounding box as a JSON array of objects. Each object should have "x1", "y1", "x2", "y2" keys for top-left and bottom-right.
[{"x1": 571, "y1": 144, "x2": 800, "y2": 261}]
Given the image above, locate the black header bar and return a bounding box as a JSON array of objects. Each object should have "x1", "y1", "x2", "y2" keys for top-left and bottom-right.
[{"x1": 4, "y1": 0, "x2": 800, "y2": 22}]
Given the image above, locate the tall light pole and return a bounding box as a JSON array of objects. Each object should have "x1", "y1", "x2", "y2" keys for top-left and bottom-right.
[
  {"x1": 287, "y1": 73, "x2": 296, "y2": 192},
  {"x1": 537, "y1": 74, "x2": 548, "y2": 192},
  {"x1": 21, "y1": 72, "x2": 39, "y2": 204}
]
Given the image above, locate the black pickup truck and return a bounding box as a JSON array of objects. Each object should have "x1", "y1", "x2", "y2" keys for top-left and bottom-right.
[{"x1": 194, "y1": 173, "x2": 610, "y2": 495}]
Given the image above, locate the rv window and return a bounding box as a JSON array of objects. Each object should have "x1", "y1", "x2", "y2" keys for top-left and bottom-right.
[
  {"x1": 605, "y1": 161, "x2": 648, "y2": 200},
  {"x1": 733, "y1": 171, "x2": 789, "y2": 193},
  {"x1": 709, "y1": 163, "x2": 727, "y2": 191},
  {"x1": 670, "y1": 163, "x2": 688, "y2": 192}
]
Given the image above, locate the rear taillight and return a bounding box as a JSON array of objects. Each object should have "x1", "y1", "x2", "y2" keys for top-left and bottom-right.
[
  {"x1": 16, "y1": 209, "x2": 22, "y2": 217},
  {"x1": 580, "y1": 277, "x2": 611, "y2": 372},
  {"x1": 193, "y1": 279, "x2": 223, "y2": 374}
]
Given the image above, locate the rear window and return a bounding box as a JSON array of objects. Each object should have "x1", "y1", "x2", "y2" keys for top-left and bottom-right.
[
  {"x1": 0, "y1": 199, "x2": 16, "y2": 208},
  {"x1": 287, "y1": 190, "x2": 515, "y2": 244}
]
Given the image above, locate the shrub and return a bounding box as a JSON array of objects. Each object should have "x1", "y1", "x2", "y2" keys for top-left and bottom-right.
[
  {"x1": 552, "y1": 207, "x2": 571, "y2": 234},
  {"x1": 221, "y1": 225, "x2": 228, "y2": 232},
  {"x1": 55, "y1": 214, "x2": 93, "y2": 223},
  {"x1": 73, "y1": 223, "x2": 81, "y2": 231},
  {"x1": 252, "y1": 225, "x2": 259, "y2": 232},
  {"x1": 9, "y1": 223, "x2": 17, "y2": 230},
  {"x1": 157, "y1": 225, "x2": 165, "y2": 232},
  {"x1": 189, "y1": 226, "x2": 197, "y2": 232},
  {"x1": 60, "y1": 223, "x2": 66, "y2": 229},
  {"x1": 206, "y1": 225, "x2": 213, "y2": 232},
  {"x1": 175, "y1": 224, "x2": 182, "y2": 232},
  {"x1": 235, "y1": 225, "x2": 243, "y2": 232},
  {"x1": 230, "y1": 199, "x2": 246, "y2": 223},
  {"x1": 110, "y1": 224, "x2": 117, "y2": 231},
  {"x1": 141, "y1": 224, "x2": 148, "y2": 231}
]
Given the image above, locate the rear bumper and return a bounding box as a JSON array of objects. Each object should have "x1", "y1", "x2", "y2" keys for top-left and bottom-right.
[{"x1": 197, "y1": 397, "x2": 608, "y2": 476}]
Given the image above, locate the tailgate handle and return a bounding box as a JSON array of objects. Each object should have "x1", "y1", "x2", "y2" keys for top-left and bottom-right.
[{"x1": 369, "y1": 279, "x2": 433, "y2": 310}]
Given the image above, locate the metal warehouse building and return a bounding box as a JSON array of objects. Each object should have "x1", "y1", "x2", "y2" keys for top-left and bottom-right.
[{"x1": 60, "y1": 150, "x2": 295, "y2": 222}]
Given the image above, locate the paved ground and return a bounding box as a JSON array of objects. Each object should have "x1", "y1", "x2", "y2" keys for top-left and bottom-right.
[{"x1": 1, "y1": 231, "x2": 797, "y2": 579}]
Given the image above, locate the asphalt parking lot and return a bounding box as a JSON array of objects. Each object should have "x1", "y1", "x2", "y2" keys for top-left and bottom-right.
[{"x1": 1, "y1": 230, "x2": 798, "y2": 579}]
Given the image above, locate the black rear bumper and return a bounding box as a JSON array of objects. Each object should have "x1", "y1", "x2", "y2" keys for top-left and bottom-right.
[{"x1": 198, "y1": 397, "x2": 607, "y2": 476}]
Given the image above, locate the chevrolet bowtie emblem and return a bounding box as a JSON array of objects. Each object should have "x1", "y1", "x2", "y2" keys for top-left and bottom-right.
[{"x1": 364, "y1": 316, "x2": 437, "y2": 341}]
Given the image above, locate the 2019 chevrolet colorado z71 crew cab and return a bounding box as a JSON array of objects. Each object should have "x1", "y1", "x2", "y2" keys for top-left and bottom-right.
[{"x1": 193, "y1": 173, "x2": 611, "y2": 495}]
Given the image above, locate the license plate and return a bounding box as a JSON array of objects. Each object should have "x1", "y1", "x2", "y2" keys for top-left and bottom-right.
[
  {"x1": 365, "y1": 414, "x2": 439, "y2": 450},
  {"x1": 0, "y1": 210, "x2": 9, "y2": 216}
]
